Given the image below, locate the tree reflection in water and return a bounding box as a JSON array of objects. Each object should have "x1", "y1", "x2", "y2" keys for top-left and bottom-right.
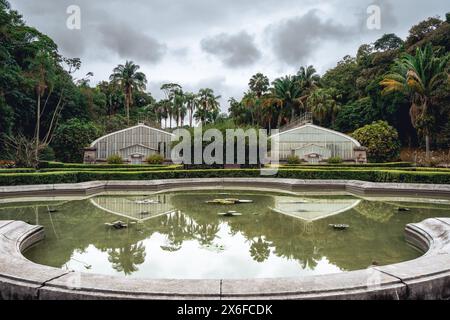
[
  {"x1": 107, "y1": 242, "x2": 146, "y2": 275},
  {"x1": 249, "y1": 237, "x2": 271, "y2": 262}
]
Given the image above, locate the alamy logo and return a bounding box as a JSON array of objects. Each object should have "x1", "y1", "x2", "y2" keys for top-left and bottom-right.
[
  {"x1": 66, "y1": 5, "x2": 81, "y2": 30},
  {"x1": 366, "y1": 4, "x2": 382, "y2": 30},
  {"x1": 170, "y1": 126, "x2": 280, "y2": 176}
]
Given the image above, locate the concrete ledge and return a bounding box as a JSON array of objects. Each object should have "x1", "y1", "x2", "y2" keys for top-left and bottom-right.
[
  {"x1": 1, "y1": 178, "x2": 449, "y2": 199},
  {"x1": 0, "y1": 179, "x2": 450, "y2": 300}
]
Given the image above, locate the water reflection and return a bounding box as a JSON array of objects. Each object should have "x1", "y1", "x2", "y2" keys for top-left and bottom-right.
[{"x1": 0, "y1": 191, "x2": 449, "y2": 279}]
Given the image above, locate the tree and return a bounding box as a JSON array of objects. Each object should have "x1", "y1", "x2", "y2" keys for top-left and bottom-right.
[
  {"x1": 381, "y1": 44, "x2": 450, "y2": 157},
  {"x1": 334, "y1": 97, "x2": 380, "y2": 133},
  {"x1": 307, "y1": 88, "x2": 340, "y2": 126},
  {"x1": 271, "y1": 76, "x2": 303, "y2": 126},
  {"x1": 195, "y1": 88, "x2": 221, "y2": 124},
  {"x1": 352, "y1": 121, "x2": 401, "y2": 163},
  {"x1": 109, "y1": 61, "x2": 147, "y2": 124},
  {"x1": 184, "y1": 92, "x2": 197, "y2": 127},
  {"x1": 248, "y1": 73, "x2": 269, "y2": 98},
  {"x1": 374, "y1": 34, "x2": 404, "y2": 51},
  {"x1": 406, "y1": 17, "x2": 443, "y2": 47},
  {"x1": 297, "y1": 65, "x2": 320, "y2": 90},
  {"x1": 160, "y1": 83, "x2": 182, "y2": 128},
  {"x1": 52, "y1": 119, "x2": 101, "y2": 163},
  {"x1": 242, "y1": 91, "x2": 258, "y2": 125}
]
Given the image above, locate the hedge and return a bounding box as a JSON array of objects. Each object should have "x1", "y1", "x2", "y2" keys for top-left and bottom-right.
[
  {"x1": 281, "y1": 162, "x2": 414, "y2": 168},
  {"x1": 1, "y1": 168, "x2": 450, "y2": 186},
  {"x1": 38, "y1": 161, "x2": 175, "y2": 169}
]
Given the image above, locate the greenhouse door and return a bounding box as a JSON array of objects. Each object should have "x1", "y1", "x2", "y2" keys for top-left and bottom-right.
[{"x1": 130, "y1": 155, "x2": 143, "y2": 165}]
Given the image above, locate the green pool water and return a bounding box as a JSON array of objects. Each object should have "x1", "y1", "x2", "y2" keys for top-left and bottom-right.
[{"x1": 1, "y1": 190, "x2": 449, "y2": 279}]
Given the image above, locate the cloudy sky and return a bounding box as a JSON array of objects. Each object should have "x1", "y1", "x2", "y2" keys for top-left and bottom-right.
[{"x1": 9, "y1": 0, "x2": 449, "y2": 111}]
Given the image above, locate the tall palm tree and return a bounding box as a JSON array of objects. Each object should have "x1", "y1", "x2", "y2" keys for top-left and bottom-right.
[
  {"x1": 172, "y1": 88, "x2": 185, "y2": 128},
  {"x1": 160, "y1": 83, "x2": 182, "y2": 128},
  {"x1": 297, "y1": 65, "x2": 320, "y2": 89},
  {"x1": 196, "y1": 88, "x2": 221, "y2": 124},
  {"x1": 381, "y1": 44, "x2": 450, "y2": 157},
  {"x1": 271, "y1": 76, "x2": 303, "y2": 127},
  {"x1": 249, "y1": 73, "x2": 270, "y2": 98},
  {"x1": 184, "y1": 92, "x2": 197, "y2": 127},
  {"x1": 228, "y1": 97, "x2": 246, "y2": 125},
  {"x1": 297, "y1": 65, "x2": 321, "y2": 109},
  {"x1": 307, "y1": 88, "x2": 340, "y2": 126},
  {"x1": 242, "y1": 91, "x2": 258, "y2": 125},
  {"x1": 109, "y1": 61, "x2": 147, "y2": 124}
]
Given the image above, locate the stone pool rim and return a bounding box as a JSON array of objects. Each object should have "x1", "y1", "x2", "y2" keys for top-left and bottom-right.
[{"x1": 0, "y1": 178, "x2": 450, "y2": 300}]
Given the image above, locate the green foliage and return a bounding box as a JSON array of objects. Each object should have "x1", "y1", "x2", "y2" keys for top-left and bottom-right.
[
  {"x1": 352, "y1": 121, "x2": 401, "y2": 163},
  {"x1": 52, "y1": 119, "x2": 101, "y2": 163},
  {"x1": 287, "y1": 155, "x2": 302, "y2": 165},
  {"x1": 327, "y1": 157, "x2": 343, "y2": 164},
  {"x1": 146, "y1": 154, "x2": 164, "y2": 165},
  {"x1": 374, "y1": 34, "x2": 404, "y2": 51},
  {"x1": 39, "y1": 145, "x2": 55, "y2": 161},
  {"x1": 106, "y1": 154, "x2": 124, "y2": 165},
  {"x1": 334, "y1": 97, "x2": 379, "y2": 133}
]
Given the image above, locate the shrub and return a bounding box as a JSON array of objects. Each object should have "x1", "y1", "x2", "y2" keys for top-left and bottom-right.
[
  {"x1": 0, "y1": 160, "x2": 16, "y2": 169},
  {"x1": 287, "y1": 155, "x2": 302, "y2": 165},
  {"x1": 107, "y1": 154, "x2": 124, "y2": 164},
  {"x1": 327, "y1": 156, "x2": 343, "y2": 164},
  {"x1": 352, "y1": 121, "x2": 401, "y2": 163},
  {"x1": 146, "y1": 154, "x2": 164, "y2": 165},
  {"x1": 52, "y1": 119, "x2": 101, "y2": 163},
  {"x1": 39, "y1": 146, "x2": 55, "y2": 161},
  {"x1": 1, "y1": 168, "x2": 450, "y2": 186}
]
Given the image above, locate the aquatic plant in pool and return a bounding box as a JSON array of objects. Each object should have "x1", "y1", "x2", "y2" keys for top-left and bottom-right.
[{"x1": 1, "y1": 189, "x2": 449, "y2": 280}]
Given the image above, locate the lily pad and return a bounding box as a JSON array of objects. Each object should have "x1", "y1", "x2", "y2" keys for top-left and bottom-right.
[
  {"x1": 218, "y1": 211, "x2": 243, "y2": 217},
  {"x1": 329, "y1": 224, "x2": 350, "y2": 230}
]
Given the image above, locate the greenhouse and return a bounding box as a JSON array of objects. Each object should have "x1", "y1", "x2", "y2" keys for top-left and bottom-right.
[
  {"x1": 271, "y1": 122, "x2": 366, "y2": 163},
  {"x1": 85, "y1": 124, "x2": 174, "y2": 164}
]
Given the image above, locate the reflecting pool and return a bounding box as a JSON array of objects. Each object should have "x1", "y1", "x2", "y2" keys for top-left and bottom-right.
[{"x1": 1, "y1": 190, "x2": 449, "y2": 279}]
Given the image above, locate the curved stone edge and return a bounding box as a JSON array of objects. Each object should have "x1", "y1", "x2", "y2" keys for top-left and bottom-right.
[
  {"x1": 0, "y1": 218, "x2": 449, "y2": 300},
  {"x1": 1, "y1": 178, "x2": 450, "y2": 199}
]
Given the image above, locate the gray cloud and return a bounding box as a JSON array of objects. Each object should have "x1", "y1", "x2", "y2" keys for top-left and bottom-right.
[
  {"x1": 267, "y1": 9, "x2": 356, "y2": 66},
  {"x1": 201, "y1": 31, "x2": 261, "y2": 68},
  {"x1": 98, "y1": 24, "x2": 167, "y2": 63},
  {"x1": 9, "y1": 0, "x2": 450, "y2": 105}
]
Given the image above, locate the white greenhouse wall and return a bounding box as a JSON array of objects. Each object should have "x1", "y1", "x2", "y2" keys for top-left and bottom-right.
[
  {"x1": 91, "y1": 124, "x2": 173, "y2": 161},
  {"x1": 272, "y1": 124, "x2": 361, "y2": 161}
]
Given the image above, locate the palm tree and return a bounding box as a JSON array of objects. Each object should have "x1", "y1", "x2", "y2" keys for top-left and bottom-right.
[
  {"x1": 196, "y1": 88, "x2": 221, "y2": 124},
  {"x1": 249, "y1": 73, "x2": 270, "y2": 98},
  {"x1": 297, "y1": 65, "x2": 320, "y2": 89},
  {"x1": 228, "y1": 97, "x2": 247, "y2": 125},
  {"x1": 109, "y1": 61, "x2": 147, "y2": 124},
  {"x1": 271, "y1": 76, "x2": 303, "y2": 127},
  {"x1": 381, "y1": 44, "x2": 450, "y2": 157},
  {"x1": 172, "y1": 88, "x2": 185, "y2": 127},
  {"x1": 160, "y1": 83, "x2": 182, "y2": 128},
  {"x1": 307, "y1": 88, "x2": 340, "y2": 126},
  {"x1": 242, "y1": 91, "x2": 258, "y2": 125},
  {"x1": 184, "y1": 92, "x2": 197, "y2": 127},
  {"x1": 297, "y1": 65, "x2": 321, "y2": 109}
]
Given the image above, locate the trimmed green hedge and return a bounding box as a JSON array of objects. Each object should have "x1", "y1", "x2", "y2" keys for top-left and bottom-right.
[
  {"x1": 39, "y1": 161, "x2": 175, "y2": 169},
  {"x1": 1, "y1": 168, "x2": 450, "y2": 186},
  {"x1": 281, "y1": 162, "x2": 414, "y2": 168}
]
